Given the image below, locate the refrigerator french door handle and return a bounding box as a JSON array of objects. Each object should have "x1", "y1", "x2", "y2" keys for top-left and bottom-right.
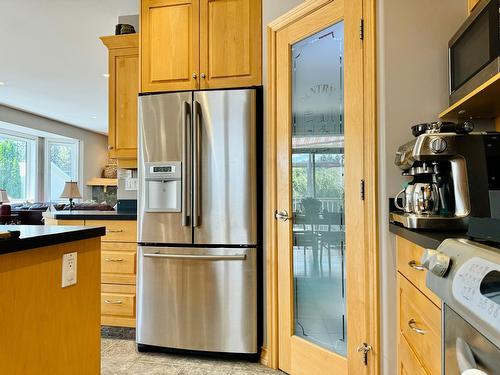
[
  {"x1": 193, "y1": 100, "x2": 201, "y2": 227},
  {"x1": 182, "y1": 101, "x2": 191, "y2": 227}
]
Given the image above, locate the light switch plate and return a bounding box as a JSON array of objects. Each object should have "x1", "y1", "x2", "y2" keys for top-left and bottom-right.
[
  {"x1": 62, "y1": 252, "x2": 77, "y2": 288},
  {"x1": 125, "y1": 177, "x2": 138, "y2": 191}
]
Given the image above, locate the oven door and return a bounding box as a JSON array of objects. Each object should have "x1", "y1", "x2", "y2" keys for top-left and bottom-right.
[{"x1": 444, "y1": 304, "x2": 500, "y2": 374}]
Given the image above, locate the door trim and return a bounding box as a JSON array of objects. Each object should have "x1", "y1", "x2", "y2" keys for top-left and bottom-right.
[{"x1": 264, "y1": 0, "x2": 378, "y2": 373}]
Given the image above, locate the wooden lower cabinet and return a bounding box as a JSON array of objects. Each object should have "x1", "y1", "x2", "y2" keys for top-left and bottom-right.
[
  {"x1": 396, "y1": 236, "x2": 442, "y2": 375},
  {"x1": 101, "y1": 283, "x2": 136, "y2": 327},
  {"x1": 45, "y1": 218, "x2": 137, "y2": 328}
]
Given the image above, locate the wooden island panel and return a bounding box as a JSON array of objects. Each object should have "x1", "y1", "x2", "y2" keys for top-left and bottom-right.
[{"x1": 0, "y1": 238, "x2": 101, "y2": 375}]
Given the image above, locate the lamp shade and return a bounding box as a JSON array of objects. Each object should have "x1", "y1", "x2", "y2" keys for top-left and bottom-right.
[
  {"x1": 0, "y1": 189, "x2": 10, "y2": 203},
  {"x1": 60, "y1": 181, "x2": 82, "y2": 199}
]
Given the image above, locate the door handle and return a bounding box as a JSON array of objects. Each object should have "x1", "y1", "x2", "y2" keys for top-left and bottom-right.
[
  {"x1": 193, "y1": 101, "x2": 201, "y2": 227},
  {"x1": 275, "y1": 210, "x2": 290, "y2": 222},
  {"x1": 182, "y1": 101, "x2": 191, "y2": 227},
  {"x1": 143, "y1": 253, "x2": 246, "y2": 261}
]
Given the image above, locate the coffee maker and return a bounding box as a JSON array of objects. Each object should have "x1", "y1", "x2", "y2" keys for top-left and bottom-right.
[{"x1": 390, "y1": 122, "x2": 500, "y2": 230}]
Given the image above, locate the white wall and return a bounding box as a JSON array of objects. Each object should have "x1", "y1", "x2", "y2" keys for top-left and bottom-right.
[
  {"x1": 262, "y1": 0, "x2": 305, "y2": 346},
  {"x1": 377, "y1": 1, "x2": 467, "y2": 373},
  {"x1": 0, "y1": 104, "x2": 108, "y2": 200}
]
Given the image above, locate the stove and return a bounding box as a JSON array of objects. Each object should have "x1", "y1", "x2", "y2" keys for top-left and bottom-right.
[{"x1": 424, "y1": 239, "x2": 500, "y2": 374}]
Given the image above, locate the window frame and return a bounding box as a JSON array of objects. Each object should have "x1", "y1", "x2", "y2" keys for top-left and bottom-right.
[
  {"x1": 0, "y1": 129, "x2": 37, "y2": 202},
  {"x1": 44, "y1": 138, "x2": 81, "y2": 203}
]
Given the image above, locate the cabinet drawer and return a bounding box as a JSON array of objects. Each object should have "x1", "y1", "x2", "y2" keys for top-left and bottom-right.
[
  {"x1": 101, "y1": 243, "x2": 136, "y2": 285},
  {"x1": 86, "y1": 220, "x2": 136, "y2": 242},
  {"x1": 101, "y1": 284, "x2": 135, "y2": 318},
  {"x1": 398, "y1": 274, "x2": 441, "y2": 375},
  {"x1": 397, "y1": 236, "x2": 440, "y2": 306},
  {"x1": 398, "y1": 333, "x2": 428, "y2": 375}
]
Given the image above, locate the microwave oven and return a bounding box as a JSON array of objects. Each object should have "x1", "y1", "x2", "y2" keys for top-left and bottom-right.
[{"x1": 448, "y1": 0, "x2": 500, "y2": 105}]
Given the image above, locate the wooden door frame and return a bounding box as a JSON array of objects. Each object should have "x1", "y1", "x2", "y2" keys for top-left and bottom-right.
[{"x1": 264, "y1": 0, "x2": 378, "y2": 373}]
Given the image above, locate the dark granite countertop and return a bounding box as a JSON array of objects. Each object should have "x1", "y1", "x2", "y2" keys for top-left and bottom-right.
[
  {"x1": 389, "y1": 223, "x2": 468, "y2": 249},
  {"x1": 43, "y1": 210, "x2": 137, "y2": 221},
  {"x1": 0, "y1": 225, "x2": 106, "y2": 255}
]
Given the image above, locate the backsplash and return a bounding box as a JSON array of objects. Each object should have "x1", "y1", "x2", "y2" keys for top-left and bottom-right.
[
  {"x1": 91, "y1": 186, "x2": 117, "y2": 207},
  {"x1": 117, "y1": 168, "x2": 138, "y2": 200}
]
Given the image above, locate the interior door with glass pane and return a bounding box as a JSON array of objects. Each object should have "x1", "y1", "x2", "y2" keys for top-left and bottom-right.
[{"x1": 275, "y1": 0, "x2": 368, "y2": 373}]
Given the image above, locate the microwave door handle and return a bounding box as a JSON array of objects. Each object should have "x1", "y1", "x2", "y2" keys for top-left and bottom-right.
[
  {"x1": 182, "y1": 101, "x2": 191, "y2": 227},
  {"x1": 193, "y1": 101, "x2": 201, "y2": 227}
]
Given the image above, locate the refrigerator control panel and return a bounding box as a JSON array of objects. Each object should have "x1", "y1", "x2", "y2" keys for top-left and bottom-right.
[
  {"x1": 144, "y1": 161, "x2": 182, "y2": 213},
  {"x1": 146, "y1": 161, "x2": 181, "y2": 180}
]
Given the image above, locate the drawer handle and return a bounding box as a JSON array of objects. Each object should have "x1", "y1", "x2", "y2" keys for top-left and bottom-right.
[
  {"x1": 408, "y1": 319, "x2": 426, "y2": 335},
  {"x1": 408, "y1": 260, "x2": 425, "y2": 271},
  {"x1": 106, "y1": 229, "x2": 124, "y2": 233},
  {"x1": 104, "y1": 300, "x2": 123, "y2": 305},
  {"x1": 105, "y1": 258, "x2": 124, "y2": 262}
]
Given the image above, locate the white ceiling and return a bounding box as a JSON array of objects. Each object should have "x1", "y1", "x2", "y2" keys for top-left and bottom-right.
[{"x1": 0, "y1": 0, "x2": 138, "y2": 134}]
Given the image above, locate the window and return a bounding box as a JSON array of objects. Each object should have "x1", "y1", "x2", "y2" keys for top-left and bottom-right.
[
  {"x1": 0, "y1": 132, "x2": 36, "y2": 201},
  {"x1": 46, "y1": 140, "x2": 79, "y2": 202}
]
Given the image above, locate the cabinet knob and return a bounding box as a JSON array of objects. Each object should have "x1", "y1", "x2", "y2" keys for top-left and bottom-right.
[
  {"x1": 201, "y1": 73, "x2": 206, "y2": 79},
  {"x1": 192, "y1": 73, "x2": 198, "y2": 79},
  {"x1": 108, "y1": 145, "x2": 114, "y2": 150}
]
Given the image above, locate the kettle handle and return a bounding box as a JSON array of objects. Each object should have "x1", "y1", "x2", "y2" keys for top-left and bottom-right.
[{"x1": 394, "y1": 188, "x2": 406, "y2": 211}]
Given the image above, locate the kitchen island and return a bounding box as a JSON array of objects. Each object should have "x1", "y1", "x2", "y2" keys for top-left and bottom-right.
[{"x1": 0, "y1": 225, "x2": 105, "y2": 375}]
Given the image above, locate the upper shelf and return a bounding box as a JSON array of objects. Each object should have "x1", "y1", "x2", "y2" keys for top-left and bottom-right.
[
  {"x1": 86, "y1": 178, "x2": 117, "y2": 187},
  {"x1": 439, "y1": 73, "x2": 500, "y2": 120}
]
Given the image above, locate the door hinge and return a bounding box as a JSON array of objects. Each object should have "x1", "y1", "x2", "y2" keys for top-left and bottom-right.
[
  {"x1": 359, "y1": 18, "x2": 364, "y2": 40},
  {"x1": 357, "y1": 342, "x2": 372, "y2": 366},
  {"x1": 360, "y1": 179, "x2": 365, "y2": 201}
]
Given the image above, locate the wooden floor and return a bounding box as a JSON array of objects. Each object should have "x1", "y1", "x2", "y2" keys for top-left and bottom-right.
[{"x1": 101, "y1": 336, "x2": 281, "y2": 375}]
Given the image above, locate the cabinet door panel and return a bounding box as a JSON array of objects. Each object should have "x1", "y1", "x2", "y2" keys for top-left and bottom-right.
[
  {"x1": 112, "y1": 48, "x2": 138, "y2": 159},
  {"x1": 141, "y1": 0, "x2": 200, "y2": 92},
  {"x1": 200, "y1": 0, "x2": 261, "y2": 88}
]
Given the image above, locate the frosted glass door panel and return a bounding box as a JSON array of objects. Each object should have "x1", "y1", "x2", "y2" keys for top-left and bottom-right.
[{"x1": 291, "y1": 21, "x2": 346, "y2": 356}]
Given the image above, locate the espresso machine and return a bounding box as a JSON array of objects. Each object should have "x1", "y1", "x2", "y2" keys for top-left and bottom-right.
[{"x1": 390, "y1": 122, "x2": 500, "y2": 230}]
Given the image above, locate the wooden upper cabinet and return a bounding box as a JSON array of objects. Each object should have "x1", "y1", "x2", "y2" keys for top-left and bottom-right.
[
  {"x1": 141, "y1": 0, "x2": 200, "y2": 92},
  {"x1": 199, "y1": 0, "x2": 261, "y2": 89},
  {"x1": 468, "y1": 0, "x2": 481, "y2": 13},
  {"x1": 101, "y1": 34, "x2": 139, "y2": 160},
  {"x1": 140, "y1": 0, "x2": 261, "y2": 92}
]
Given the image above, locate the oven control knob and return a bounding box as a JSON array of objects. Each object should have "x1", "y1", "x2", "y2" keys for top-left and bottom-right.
[
  {"x1": 430, "y1": 137, "x2": 447, "y2": 154},
  {"x1": 428, "y1": 252, "x2": 451, "y2": 277}
]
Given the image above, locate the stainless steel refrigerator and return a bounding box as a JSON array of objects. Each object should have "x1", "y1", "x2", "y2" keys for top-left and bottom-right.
[{"x1": 137, "y1": 89, "x2": 259, "y2": 355}]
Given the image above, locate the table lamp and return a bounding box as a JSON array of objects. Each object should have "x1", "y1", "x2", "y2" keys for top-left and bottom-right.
[
  {"x1": 60, "y1": 181, "x2": 81, "y2": 212},
  {"x1": 0, "y1": 189, "x2": 10, "y2": 216}
]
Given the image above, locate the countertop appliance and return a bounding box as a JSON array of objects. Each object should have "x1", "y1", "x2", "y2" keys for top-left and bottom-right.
[
  {"x1": 390, "y1": 127, "x2": 500, "y2": 230},
  {"x1": 424, "y1": 239, "x2": 500, "y2": 374},
  {"x1": 137, "y1": 89, "x2": 260, "y2": 356},
  {"x1": 448, "y1": 0, "x2": 499, "y2": 105}
]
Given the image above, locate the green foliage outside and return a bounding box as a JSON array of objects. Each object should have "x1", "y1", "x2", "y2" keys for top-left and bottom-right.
[
  {"x1": 0, "y1": 138, "x2": 25, "y2": 199},
  {"x1": 293, "y1": 153, "x2": 344, "y2": 199}
]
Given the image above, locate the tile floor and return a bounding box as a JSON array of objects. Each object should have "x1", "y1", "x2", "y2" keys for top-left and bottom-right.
[{"x1": 101, "y1": 337, "x2": 282, "y2": 375}]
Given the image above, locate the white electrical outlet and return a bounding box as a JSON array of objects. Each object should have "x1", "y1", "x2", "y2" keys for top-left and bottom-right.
[{"x1": 62, "y1": 252, "x2": 77, "y2": 288}]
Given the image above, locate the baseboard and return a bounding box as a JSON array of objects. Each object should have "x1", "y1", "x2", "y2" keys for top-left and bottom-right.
[{"x1": 259, "y1": 345, "x2": 268, "y2": 366}]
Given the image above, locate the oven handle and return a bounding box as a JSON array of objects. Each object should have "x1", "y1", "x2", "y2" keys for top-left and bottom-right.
[{"x1": 455, "y1": 337, "x2": 489, "y2": 375}]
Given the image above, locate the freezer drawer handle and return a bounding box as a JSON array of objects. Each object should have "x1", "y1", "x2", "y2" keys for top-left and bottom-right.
[{"x1": 143, "y1": 253, "x2": 247, "y2": 261}]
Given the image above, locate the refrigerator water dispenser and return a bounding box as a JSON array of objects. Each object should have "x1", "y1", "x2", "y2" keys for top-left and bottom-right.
[{"x1": 144, "y1": 161, "x2": 182, "y2": 212}]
